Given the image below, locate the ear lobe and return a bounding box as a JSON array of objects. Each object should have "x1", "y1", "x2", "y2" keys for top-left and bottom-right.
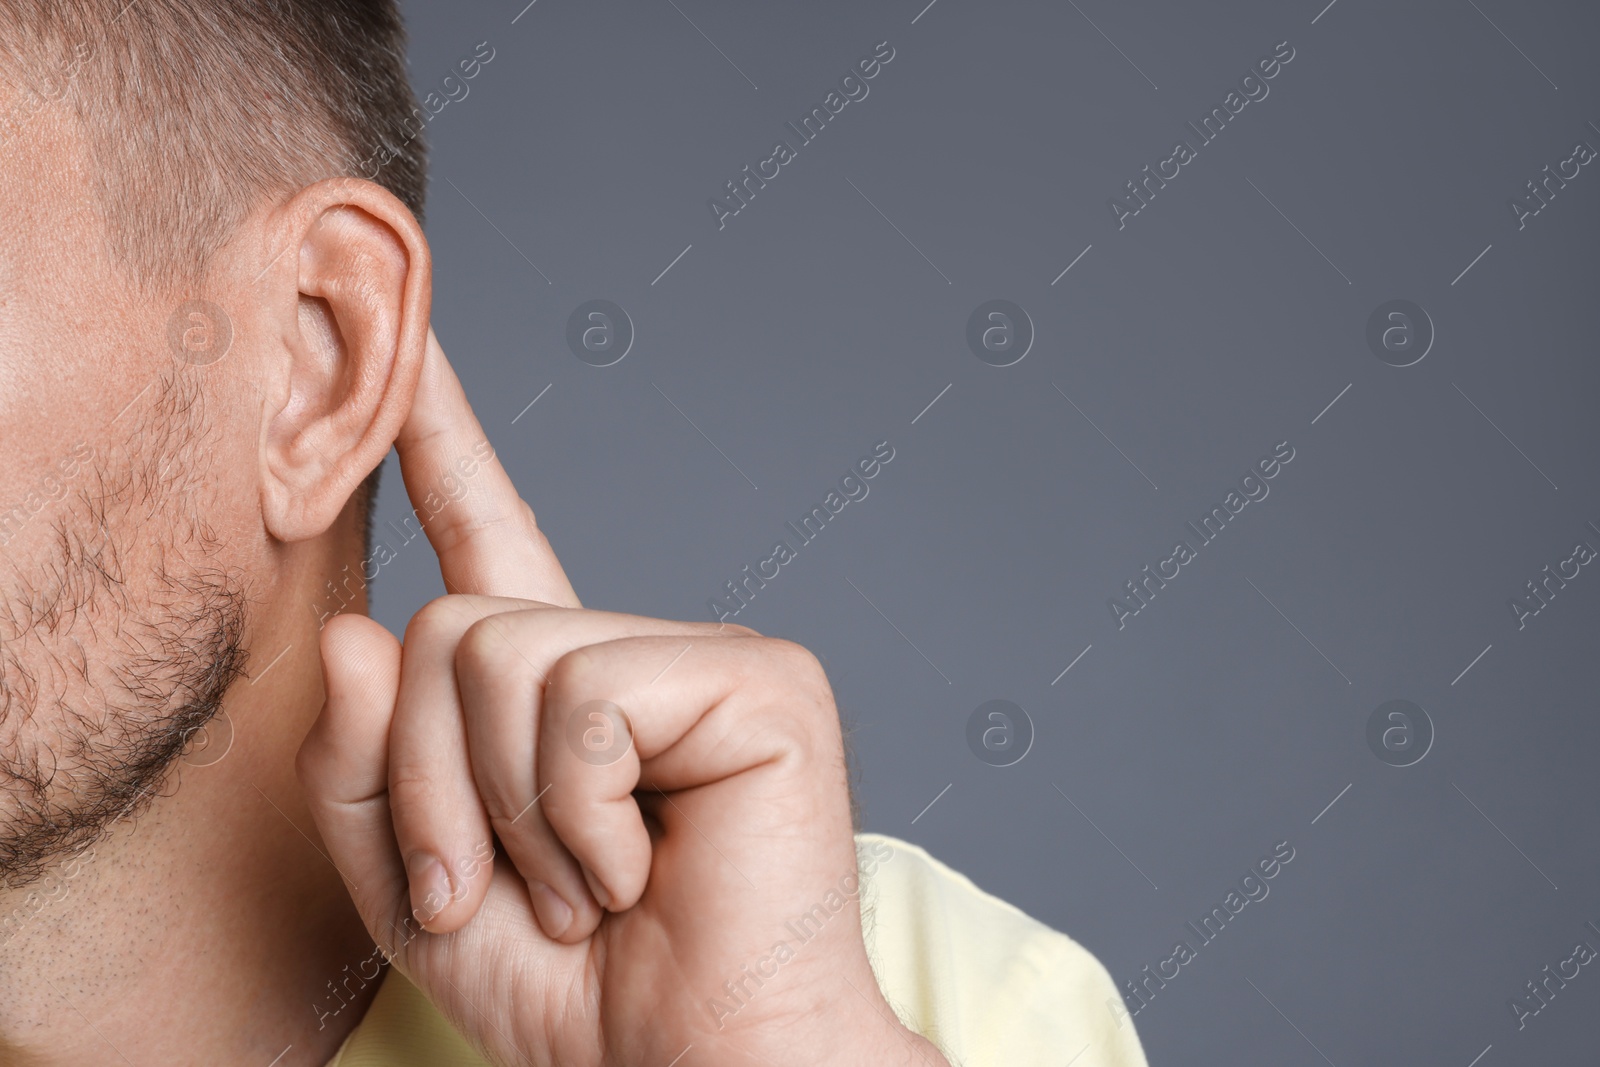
[{"x1": 260, "y1": 181, "x2": 430, "y2": 543}]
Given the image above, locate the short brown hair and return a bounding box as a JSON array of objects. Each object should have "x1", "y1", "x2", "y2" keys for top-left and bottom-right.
[{"x1": 0, "y1": 0, "x2": 429, "y2": 552}]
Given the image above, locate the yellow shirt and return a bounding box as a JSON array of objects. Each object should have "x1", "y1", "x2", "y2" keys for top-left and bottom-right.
[{"x1": 326, "y1": 833, "x2": 1148, "y2": 1067}]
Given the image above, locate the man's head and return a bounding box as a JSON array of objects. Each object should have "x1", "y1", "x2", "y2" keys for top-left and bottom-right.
[{"x1": 0, "y1": 0, "x2": 433, "y2": 887}]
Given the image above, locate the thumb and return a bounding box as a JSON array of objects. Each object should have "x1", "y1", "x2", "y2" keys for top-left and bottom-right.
[{"x1": 298, "y1": 613, "x2": 416, "y2": 955}]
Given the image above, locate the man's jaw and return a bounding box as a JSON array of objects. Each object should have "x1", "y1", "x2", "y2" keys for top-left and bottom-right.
[{"x1": 0, "y1": 373, "x2": 251, "y2": 891}]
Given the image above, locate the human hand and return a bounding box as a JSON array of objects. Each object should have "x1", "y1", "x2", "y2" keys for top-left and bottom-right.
[{"x1": 297, "y1": 330, "x2": 947, "y2": 1066}]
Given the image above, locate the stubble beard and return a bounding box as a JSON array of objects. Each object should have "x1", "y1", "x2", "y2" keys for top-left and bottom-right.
[{"x1": 0, "y1": 370, "x2": 250, "y2": 890}]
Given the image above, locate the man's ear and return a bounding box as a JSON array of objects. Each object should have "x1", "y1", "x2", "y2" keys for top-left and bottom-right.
[{"x1": 258, "y1": 178, "x2": 430, "y2": 543}]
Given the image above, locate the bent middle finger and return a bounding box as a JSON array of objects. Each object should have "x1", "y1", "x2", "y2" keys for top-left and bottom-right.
[{"x1": 452, "y1": 604, "x2": 744, "y2": 940}]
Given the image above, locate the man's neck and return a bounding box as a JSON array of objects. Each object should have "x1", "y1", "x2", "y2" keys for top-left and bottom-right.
[{"x1": 0, "y1": 583, "x2": 380, "y2": 1067}]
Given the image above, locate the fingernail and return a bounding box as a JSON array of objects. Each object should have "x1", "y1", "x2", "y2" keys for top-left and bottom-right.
[
  {"x1": 407, "y1": 852, "x2": 453, "y2": 928},
  {"x1": 529, "y1": 881, "x2": 574, "y2": 939},
  {"x1": 581, "y1": 866, "x2": 611, "y2": 910}
]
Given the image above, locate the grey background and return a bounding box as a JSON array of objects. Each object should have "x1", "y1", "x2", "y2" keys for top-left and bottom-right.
[{"x1": 371, "y1": 2, "x2": 1600, "y2": 1063}]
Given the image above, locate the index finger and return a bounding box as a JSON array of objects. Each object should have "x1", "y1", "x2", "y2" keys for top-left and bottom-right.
[{"x1": 394, "y1": 327, "x2": 580, "y2": 607}]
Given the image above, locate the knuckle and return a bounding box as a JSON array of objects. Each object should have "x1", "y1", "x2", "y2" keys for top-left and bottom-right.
[
  {"x1": 726, "y1": 638, "x2": 833, "y2": 744},
  {"x1": 436, "y1": 504, "x2": 521, "y2": 557},
  {"x1": 758, "y1": 639, "x2": 839, "y2": 747},
  {"x1": 479, "y1": 790, "x2": 528, "y2": 827},
  {"x1": 761, "y1": 637, "x2": 828, "y2": 688},
  {"x1": 454, "y1": 615, "x2": 517, "y2": 679},
  {"x1": 405, "y1": 595, "x2": 470, "y2": 646},
  {"x1": 456, "y1": 605, "x2": 571, "y2": 680},
  {"x1": 518, "y1": 502, "x2": 564, "y2": 563},
  {"x1": 521, "y1": 499, "x2": 543, "y2": 536},
  {"x1": 546, "y1": 645, "x2": 602, "y2": 699},
  {"x1": 466, "y1": 773, "x2": 538, "y2": 830},
  {"x1": 387, "y1": 751, "x2": 458, "y2": 817}
]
